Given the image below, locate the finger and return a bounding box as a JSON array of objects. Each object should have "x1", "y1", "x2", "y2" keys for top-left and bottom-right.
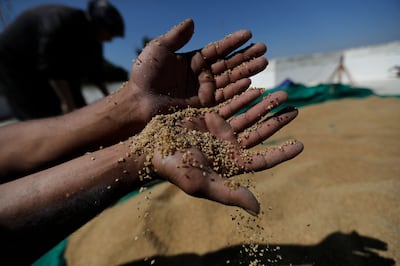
[
  {"x1": 196, "y1": 64, "x2": 257, "y2": 107},
  {"x1": 215, "y1": 78, "x2": 251, "y2": 104},
  {"x1": 217, "y1": 87, "x2": 264, "y2": 119},
  {"x1": 155, "y1": 18, "x2": 195, "y2": 51},
  {"x1": 202, "y1": 172, "x2": 260, "y2": 215},
  {"x1": 238, "y1": 106, "x2": 299, "y2": 149},
  {"x1": 197, "y1": 69, "x2": 217, "y2": 107},
  {"x1": 211, "y1": 42, "x2": 267, "y2": 75},
  {"x1": 190, "y1": 30, "x2": 253, "y2": 75},
  {"x1": 196, "y1": 67, "x2": 262, "y2": 107},
  {"x1": 201, "y1": 30, "x2": 253, "y2": 63},
  {"x1": 230, "y1": 91, "x2": 288, "y2": 132},
  {"x1": 204, "y1": 112, "x2": 237, "y2": 143},
  {"x1": 180, "y1": 113, "x2": 208, "y2": 132},
  {"x1": 215, "y1": 56, "x2": 268, "y2": 89},
  {"x1": 154, "y1": 149, "x2": 260, "y2": 215},
  {"x1": 245, "y1": 140, "x2": 304, "y2": 171}
]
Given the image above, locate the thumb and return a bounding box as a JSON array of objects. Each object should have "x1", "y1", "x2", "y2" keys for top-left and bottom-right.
[{"x1": 157, "y1": 18, "x2": 195, "y2": 52}]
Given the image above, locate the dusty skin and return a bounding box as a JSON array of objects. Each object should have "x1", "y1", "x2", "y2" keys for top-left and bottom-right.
[
  {"x1": 127, "y1": 88, "x2": 303, "y2": 215},
  {"x1": 66, "y1": 96, "x2": 399, "y2": 266}
]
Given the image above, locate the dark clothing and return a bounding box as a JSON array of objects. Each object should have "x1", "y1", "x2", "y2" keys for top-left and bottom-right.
[{"x1": 0, "y1": 4, "x2": 104, "y2": 119}]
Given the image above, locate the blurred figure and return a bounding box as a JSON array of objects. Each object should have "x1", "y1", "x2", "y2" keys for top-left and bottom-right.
[{"x1": 0, "y1": 0, "x2": 124, "y2": 120}]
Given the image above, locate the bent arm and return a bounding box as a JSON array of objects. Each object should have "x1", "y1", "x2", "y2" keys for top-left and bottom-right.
[{"x1": 0, "y1": 139, "x2": 146, "y2": 264}]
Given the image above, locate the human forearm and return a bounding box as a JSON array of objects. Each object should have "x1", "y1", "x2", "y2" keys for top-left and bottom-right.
[
  {"x1": 0, "y1": 83, "x2": 148, "y2": 180},
  {"x1": 0, "y1": 139, "x2": 146, "y2": 264}
]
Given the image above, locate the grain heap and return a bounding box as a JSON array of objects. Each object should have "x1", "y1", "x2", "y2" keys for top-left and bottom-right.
[{"x1": 128, "y1": 106, "x2": 254, "y2": 181}]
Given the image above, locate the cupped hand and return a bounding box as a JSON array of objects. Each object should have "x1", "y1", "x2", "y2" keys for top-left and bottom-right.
[
  {"x1": 129, "y1": 18, "x2": 268, "y2": 112},
  {"x1": 149, "y1": 90, "x2": 303, "y2": 215}
]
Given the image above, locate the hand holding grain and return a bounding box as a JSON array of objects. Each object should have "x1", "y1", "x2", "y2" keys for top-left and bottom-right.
[{"x1": 130, "y1": 90, "x2": 303, "y2": 215}]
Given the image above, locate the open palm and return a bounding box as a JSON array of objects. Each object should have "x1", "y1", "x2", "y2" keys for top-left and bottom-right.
[
  {"x1": 130, "y1": 19, "x2": 268, "y2": 108},
  {"x1": 150, "y1": 90, "x2": 303, "y2": 215}
]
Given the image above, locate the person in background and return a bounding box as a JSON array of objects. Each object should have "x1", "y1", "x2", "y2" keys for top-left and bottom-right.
[
  {"x1": 0, "y1": 18, "x2": 303, "y2": 264},
  {"x1": 0, "y1": 0, "x2": 124, "y2": 120}
]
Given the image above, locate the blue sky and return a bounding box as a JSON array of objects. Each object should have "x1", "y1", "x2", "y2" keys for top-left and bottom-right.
[{"x1": 2, "y1": 0, "x2": 400, "y2": 71}]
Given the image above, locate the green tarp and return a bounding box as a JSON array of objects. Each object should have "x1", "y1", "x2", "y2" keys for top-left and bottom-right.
[{"x1": 237, "y1": 82, "x2": 376, "y2": 115}]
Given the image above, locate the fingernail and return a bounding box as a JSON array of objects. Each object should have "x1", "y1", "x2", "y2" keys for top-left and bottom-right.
[{"x1": 243, "y1": 207, "x2": 259, "y2": 216}]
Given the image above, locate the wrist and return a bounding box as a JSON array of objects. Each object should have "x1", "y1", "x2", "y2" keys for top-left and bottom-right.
[
  {"x1": 110, "y1": 81, "x2": 154, "y2": 135},
  {"x1": 82, "y1": 139, "x2": 150, "y2": 192},
  {"x1": 110, "y1": 139, "x2": 148, "y2": 187},
  {"x1": 125, "y1": 134, "x2": 158, "y2": 183}
]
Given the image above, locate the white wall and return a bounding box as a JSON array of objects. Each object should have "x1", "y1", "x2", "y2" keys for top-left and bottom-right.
[
  {"x1": 250, "y1": 60, "x2": 276, "y2": 89},
  {"x1": 251, "y1": 41, "x2": 400, "y2": 95}
]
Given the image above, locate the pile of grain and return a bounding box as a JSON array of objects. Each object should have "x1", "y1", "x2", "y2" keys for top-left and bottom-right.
[
  {"x1": 128, "y1": 104, "x2": 296, "y2": 185},
  {"x1": 129, "y1": 107, "x2": 250, "y2": 181}
]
